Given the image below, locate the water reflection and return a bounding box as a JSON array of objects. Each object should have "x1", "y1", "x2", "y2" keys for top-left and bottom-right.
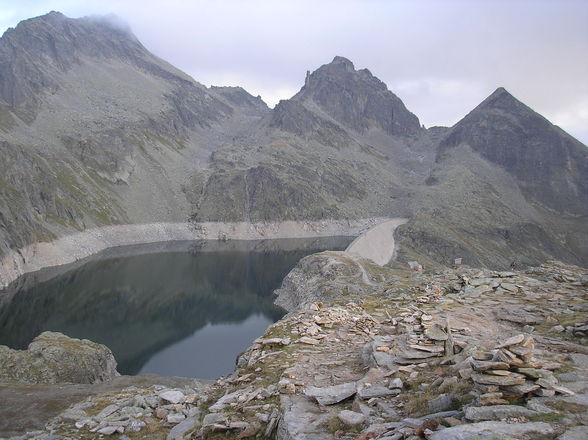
[{"x1": 0, "y1": 237, "x2": 351, "y2": 377}]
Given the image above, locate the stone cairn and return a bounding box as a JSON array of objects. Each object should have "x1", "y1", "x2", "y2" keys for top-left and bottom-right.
[
  {"x1": 373, "y1": 307, "x2": 467, "y2": 367},
  {"x1": 458, "y1": 333, "x2": 575, "y2": 406}
]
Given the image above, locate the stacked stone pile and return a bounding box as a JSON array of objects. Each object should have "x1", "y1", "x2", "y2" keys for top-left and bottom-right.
[
  {"x1": 363, "y1": 308, "x2": 469, "y2": 368},
  {"x1": 457, "y1": 334, "x2": 574, "y2": 406}
]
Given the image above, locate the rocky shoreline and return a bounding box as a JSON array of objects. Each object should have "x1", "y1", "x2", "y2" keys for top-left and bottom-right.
[
  {"x1": 0, "y1": 217, "x2": 402, "y2": 290},
  {"x1": 2, "y1": 258, "x2": 587, "y2": 440}
]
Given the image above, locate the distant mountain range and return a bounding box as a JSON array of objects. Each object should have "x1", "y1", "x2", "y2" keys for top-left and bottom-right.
[{"x1": 0, "y1": 11, "x2": 586, "y2": 269}]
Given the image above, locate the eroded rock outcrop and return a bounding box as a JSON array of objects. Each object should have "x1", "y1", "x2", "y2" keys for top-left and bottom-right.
[{"x1": 0, "y1": 331, "x2": 119, "y2": 384}]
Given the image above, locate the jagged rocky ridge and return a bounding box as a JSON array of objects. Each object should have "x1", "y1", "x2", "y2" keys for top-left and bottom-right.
[{"x1": 0, "y1": 11, "x2": 587, "y2": 271}]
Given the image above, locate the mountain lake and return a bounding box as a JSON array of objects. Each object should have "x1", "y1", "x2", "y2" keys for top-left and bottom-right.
[{"x1": 0, "y1": 237, "x2": 352, "y2": 378}]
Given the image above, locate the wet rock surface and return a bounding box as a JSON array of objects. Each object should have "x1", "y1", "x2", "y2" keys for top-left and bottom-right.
[{"x1": 3, "y1": 261, "x2": 588, "y2": 439}]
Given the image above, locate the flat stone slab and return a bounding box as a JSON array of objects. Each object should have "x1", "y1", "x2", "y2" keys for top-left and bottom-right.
[
  {"x1": 472, "y1": 360, "x2": 510, "y2": 371},
  {"x1": 357, "y1": 384, "x2": 399, "y2": 400},
  {"x1": 338, "y1": 410, "x2": 365, "y2": 426},
  {"x1": 464, "y1": 405, "x2": 538, "y2": 422},
  {"x1": 167, "y1": 415, "x2": 200, "y2": 440},
  {"x1": 559, "y1": 426, "x2": 588, "y2": 440},
  {"x1": 159, "y1": 390, "x2": 185, "y2": 404},
  {"x1": 560, "y1": 392, "x2": 588, "y2": 406},
  {"x1": 397, "y1": 349, "x2": 441, "y2": 359},
  {"x1": 425, "y1": 326, "x2": 448, "y2": 341},
  {"x1": 496, "y1": 334, "x2": 525, "y2": 348},
  {"x1": 305, "y1": 382, "x2": 356, "y2": 406},
  {"x1": 429, "y1": 421, "x2": 554, "y2": 440},
  {"x1": 278, "y1": 395, "x2": 333, "y2": 440},
  {"x1": 472, "y1": 373, "x2": 526, "y2": 386}
]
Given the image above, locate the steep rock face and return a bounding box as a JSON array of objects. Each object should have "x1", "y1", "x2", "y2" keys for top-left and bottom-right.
[
  {"x1": 191, "y1": 56, "x2": 435, "y2": 225},
  {"x1": 0, "y1": 331, "x2": 119, "y2": 384},
  {"x1": 394, "y1": 88, "x2": 588, "y2": 269},
  {"x1": 0, "y1": 12, "x2": 266, "y2": 260},
  {"x1": 269, "y1": 99, "x2": 354, "y2": 148},
  {"x1": 190, "y1": 57, "x2": 428, "y2": 224},
  {"x1": 438, "y1": 88, "x2": 588, "y2": 216},
  {"x1": 397, "y1": 141, "x2": 588, "y2": 269},
  {"x1": 291, "y1": 56, "x2": 422, "y2": 137}
]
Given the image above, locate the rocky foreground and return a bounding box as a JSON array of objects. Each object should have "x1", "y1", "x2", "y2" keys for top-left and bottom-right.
[{"x1": 3, "y1": 258, "x2": 588, "y2": 440}]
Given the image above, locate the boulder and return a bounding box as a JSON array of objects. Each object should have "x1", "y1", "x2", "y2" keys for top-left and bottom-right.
[
  {"x1": 167, "y1": 413, "x2": 186, "y2": 424},
  {"x1": 428, "y1": 394, "x2": 453, "y2": 413},
  {"x1": 160, "y1": 390, "x2": 186, "y2": 404},
  {"x1": 425, "y1": 325, "x2": 448, "y2": 341},
  {"x1": 0, "y1": 332, "x2": 119, "y2": 384},
  {"x1": 338, "y1": 410, "x2": 365, "y2": 426},
  {"x1": 305, "y1": 382, "x2": 356, "y2": 405}
]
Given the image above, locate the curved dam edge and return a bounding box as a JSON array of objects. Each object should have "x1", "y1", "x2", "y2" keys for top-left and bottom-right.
[
  {"x1": 0, "y1": 218, "x2": 404, "y2": 289},
  {"x1": 275, "y1": 218, "x2": 408, "y2": 312},
  {"x1": 345, "y1": 218, "x2": 409, "y2": 266}
]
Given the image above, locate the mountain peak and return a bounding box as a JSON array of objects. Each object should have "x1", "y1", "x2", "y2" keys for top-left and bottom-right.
[
  {"x1": 491, "y1": 86, "x2": 508, "y2": 95},
  {"x1": 2, "y1": 11, "x2": 63, "y2": 37},
  {"x1": 329, "y1": 56, "x2": 355, "y2": 71},
  {"x1": 22, "y1": 10, "x2": 66, "y2": 25},
  {"x1": 438, "y1": 85, "x2": 588, "y2": 216},
  {"x1": 38, "y1": 10, "x2": 65, "y2": 20},
  {"x1": 7, "y1": 11, "x2": 135, "y2": 41},
  {"x1": 0, "y1": 12, "x2": 168, "y2": 119},
  {"x1": 289, "y1": 56, "x2": 421, "y2": 136},
  {"x1": 468, "y1": 87, "x2": 539, "y2": 119}
]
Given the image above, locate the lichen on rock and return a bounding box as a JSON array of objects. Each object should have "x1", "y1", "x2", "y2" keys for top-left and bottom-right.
[{"x1": 0, "y1": 331, "x2": 119, "y2": 384}]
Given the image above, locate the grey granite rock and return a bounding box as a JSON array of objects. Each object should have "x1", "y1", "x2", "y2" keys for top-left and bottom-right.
[
  {"x1": 167, "y1": 415, "x2": 200, "y2": 440},
  {"x1": 464, "y1": 405, "x2": 539, "y2": 422},
  {"x1": 0, "y1": 332, "x2": 119, "y2": 384},
  {"x1": 305, "y1": 382, "x2": 357, "y2": 406},
  {"x1": 428, "y1": 394, "x2": 453, "y2": 413},
  {"x1": 558, "y1": 426, "x2": 588, "y2": 440},
  {"x1": 429, "y1": 421, "x2": 554, "y2": 440},
  {"x1": 338, "y1": 410, "x2": 365, "y2": 426}
]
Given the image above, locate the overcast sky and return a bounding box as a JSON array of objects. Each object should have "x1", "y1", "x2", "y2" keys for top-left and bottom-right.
[{"x1": 1, "y1": 0, "x2": 587, "y2": 144}]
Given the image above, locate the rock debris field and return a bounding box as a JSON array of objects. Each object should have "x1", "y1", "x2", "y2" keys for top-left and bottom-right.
[{"x1": 2, "y1": 260, "x2": 587, "y2": 440}]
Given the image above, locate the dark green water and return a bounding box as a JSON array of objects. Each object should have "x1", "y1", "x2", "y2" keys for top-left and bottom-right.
[{"x1": 0, "y1": 237, "x2": 351, "y2": 378}]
